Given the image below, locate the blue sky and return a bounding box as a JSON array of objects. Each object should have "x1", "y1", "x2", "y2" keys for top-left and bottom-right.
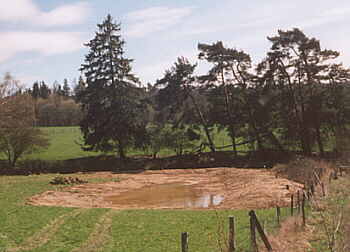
[{"x1": 1, "y1": 0, "x2": 350, "y2": 88}]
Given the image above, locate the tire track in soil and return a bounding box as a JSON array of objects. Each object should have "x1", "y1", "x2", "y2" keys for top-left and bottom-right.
[
  {"x1": 70, "y1": 210, "x2": 117, "y2": 252},
  {"x1": 6, "y1": 208, "x2": 86, "y2": 252}
]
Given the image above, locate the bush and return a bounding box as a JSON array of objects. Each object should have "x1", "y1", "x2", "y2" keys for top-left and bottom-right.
[{"x1": 273, "y1": 156, "x2": 334, "y2": 184}]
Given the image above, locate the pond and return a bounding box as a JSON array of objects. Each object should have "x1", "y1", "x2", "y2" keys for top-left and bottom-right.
[{"x1": 104, "y1": 183, "x2": 224, "y2": 209}]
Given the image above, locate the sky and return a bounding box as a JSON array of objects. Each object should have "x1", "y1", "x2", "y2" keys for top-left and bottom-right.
[{"x1": 1, "y1": 0, "x2": 350, "y2": 88}]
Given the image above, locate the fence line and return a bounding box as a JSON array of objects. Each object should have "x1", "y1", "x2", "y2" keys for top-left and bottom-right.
[{"x1": 179, "y1": 166, "x2": 339, "y2": 252}]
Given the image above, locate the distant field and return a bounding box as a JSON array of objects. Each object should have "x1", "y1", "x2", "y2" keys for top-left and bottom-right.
[
  {"x1": 0, "y1": 174, "x2": 289, "y2": 252},
  {"x1": 23, "y1": 126, "x2": 245, "y2": 161},
  {"x1": 1, "y1": 126, "x2": 335, "y2": 163},
  {"x1": 27, "y1": 127, "x2": 102, "y2": 161}
]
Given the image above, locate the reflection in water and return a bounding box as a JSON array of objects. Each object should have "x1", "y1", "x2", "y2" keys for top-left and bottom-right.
[{"x1": 104, "y1": 183, "x2": 224, "y2": 209}]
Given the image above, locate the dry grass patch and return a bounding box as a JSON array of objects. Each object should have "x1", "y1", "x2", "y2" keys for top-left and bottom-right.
[{"x1": 260, "y1": 217, "x2": 313, "y2": 252}]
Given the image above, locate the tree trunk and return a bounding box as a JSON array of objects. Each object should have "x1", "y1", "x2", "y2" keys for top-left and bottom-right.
[
  {"x1": 300, "y1": 127, "x2": 312, "y2": 155},
  {"x1": 221, "y1": 69, "x2": 238, "y2": 155},
  {"x1": 187, "y1": 92, "x2": 216, "y2": 152},
  {"x1": 315, "y1": 126, "x2": 324, "y2": 156},
  {"x1": 117, "y1": 139, "x2": 126, "y2": 160},
  {"x1": 229, "y1": 125, "x2": 237, "y2": 157},
  {"x1": 10, "y1": 153, "x2": 18, "y2": 167}
]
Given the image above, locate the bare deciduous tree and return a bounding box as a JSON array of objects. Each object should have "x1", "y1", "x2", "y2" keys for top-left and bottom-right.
[{"x1": 0, "y1": 73, "x2": 49, "y2": 167}]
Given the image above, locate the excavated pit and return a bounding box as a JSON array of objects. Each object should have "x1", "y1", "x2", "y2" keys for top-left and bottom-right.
[{"x1": 29, "y1": 168, "x2": 303, "y2": 210}]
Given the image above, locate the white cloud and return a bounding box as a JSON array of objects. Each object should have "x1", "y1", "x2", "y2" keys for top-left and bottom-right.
[
  {"x1": 125, "y1": 6, "x2": 194, "y2": 38},
  {"x1": 0, "y1": 32, "x2": 85, "y2": 63},
  {"x1": 35, "y1": 2, "x2": 90, "y2": 27},
  {"x1": 0, "y1": 0, "x2": 90, "y2": 26},
  {"x1": 0, "y1": 0, "x2": 38, "y2": 22}
]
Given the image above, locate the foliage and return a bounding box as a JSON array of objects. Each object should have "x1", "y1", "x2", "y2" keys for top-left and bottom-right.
[
  {"x1": 30, "y1": 81, "x2": 51, "y2": 99},
  {"x1": 195, "y1": 29, "x2": 350, "y2": 155},
  {"x1": 155, "y1": 57, "x2": 216, "y2": 152},
  {"x1": 77, "y1": 14, "x2": 147, "y2": 159},
  {"x1": 162, "y1": 125, "x2": 199, "y2": 156},
  {"x1": 142, "y1": 124, "x2": 165, "y2": 158},
  {"x1": 35, "y1": 95, "x2": 82, "y2": 126},
  {"x1": 143, "y1": 124, "x2": 201, "y2": 158},
  {"x1": 258, "y1": 28, "x2": 347, "y2": 155}
]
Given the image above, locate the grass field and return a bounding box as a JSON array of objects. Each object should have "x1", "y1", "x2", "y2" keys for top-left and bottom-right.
[
  {"x1": 27, "y1": 127, "x2": 102, "y2": 160},
  {"x1": 0, "y1": 125, "x2": 337, "y2": 164},
  {"x1": 0, "y1": 173, "x2": 290, "y2": 252},
  {"x1": 23, "y1": 126, "x2": 247, "y2": 161}
]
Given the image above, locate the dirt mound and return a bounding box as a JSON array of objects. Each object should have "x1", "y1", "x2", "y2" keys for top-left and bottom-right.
[{"x1": 29, "y1": 168, "x2": 302, "y2": 210}]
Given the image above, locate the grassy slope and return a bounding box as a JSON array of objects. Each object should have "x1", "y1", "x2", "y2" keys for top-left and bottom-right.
[
  {"x1": 310, "y1": 174, "x2": 350, "y2": 251},
  {"x1": 0, "y1": 126, "x2": 336, "y2": 162},
  {"x1": 27, "y1": 127, "x2": 101, "y2": 160},
  {"x1": 0, "y1": 174, "x2": 288, "y2": 252},
  {"x1": 24, "y1": 126, "x2": 249, "y2": 161}
]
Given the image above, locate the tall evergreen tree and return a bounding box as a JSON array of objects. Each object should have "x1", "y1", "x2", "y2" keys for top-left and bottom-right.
[
  {"x1": 39, "y1": 81, "x2": 50, "y2": 99},
  {"x1": 62, "y1": 79, "x2": 71, "y2": 97},
  {"x1": 32, "y1": 82, "x2": 40, "y2": 99},
  {"x1": 74, "y1": 76, "x2": 86, "y2": 101},
  {"x1": 198, "y1": 42, "x2": 262, "y2": 154},
  {"x1": 77, "y1": 14, "x2": 146, "y2": 159},
  {"x1": 259, "y1": 28, "x2": 340, "y2": 155}
]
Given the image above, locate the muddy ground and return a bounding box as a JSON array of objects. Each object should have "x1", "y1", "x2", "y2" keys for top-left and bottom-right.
[{"x1": 29, "y1": 167, "x2": 303, "y2": 210}]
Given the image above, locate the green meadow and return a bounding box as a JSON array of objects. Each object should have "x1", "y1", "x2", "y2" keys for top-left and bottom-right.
[{"x1": 25, "y1": 126, "x2": 247, "y2": 161}]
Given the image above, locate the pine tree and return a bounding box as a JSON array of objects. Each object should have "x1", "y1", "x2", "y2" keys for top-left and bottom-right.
[
  {"x1": 39, "y1": 81, "x2": 50, "y2": 99},
  {"x1": 32, "y1": 82, "x2": 40, "y2": 99},
  {"x1": 74, "y1": 76, "x2": 86, "y2": 101},
  {"x1": 261, "y1": 28, "x2": 340, "y2": 155},
  {"x1": 62, "y1": 79, "x2": 70, "y2": 97},
  {"x1": 78, "y1": 14, "x2": 146, "y2": 159},
  {"x1": 156, "y1": 57, "x2": 216, "y2": 152}
]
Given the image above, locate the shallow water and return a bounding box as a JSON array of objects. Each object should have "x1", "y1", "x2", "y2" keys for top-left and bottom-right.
[{"x1": 104, "y1": 183, "x2": 224, "y2": 209}]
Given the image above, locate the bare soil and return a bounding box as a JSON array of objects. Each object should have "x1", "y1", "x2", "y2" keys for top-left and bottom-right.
[{"x1": 29, "y1": 168, "x2": 303, "y2": 210}]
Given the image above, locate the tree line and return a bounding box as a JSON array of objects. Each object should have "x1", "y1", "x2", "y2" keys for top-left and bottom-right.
[
  {"x1": 76, "y1": 15, "x2": 350, "y2": 159},
  {"x1": 17, "y1": 78, "x2": 85, "y2": 126},
  {"x1": 1, "y1": 14, "x2": 350, "y2": 166}
]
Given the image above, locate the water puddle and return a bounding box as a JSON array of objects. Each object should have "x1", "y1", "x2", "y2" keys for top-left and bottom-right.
[{"x1": 104, "y1": 183, "x2": 224, "y2": 209}]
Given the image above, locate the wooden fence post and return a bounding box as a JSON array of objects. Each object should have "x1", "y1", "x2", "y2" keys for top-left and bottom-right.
[
  {"x1": 297, "y1": 190, "x2": 301, "y2": 215},
  {"x1": 181, "y1": 232, "x2": 188, "y2": 252},
  {"x1": 276, "y1": 206, "x2": 281, "y2": 227},
  {"x1": 291, "y1": 194, "x2": 294, "y2": 216},
  {"x1": 229, "y1": 216, "x2": 236, "y2": 252},
  {"x1": 310, "y1": 183, "x2": 315, "y2": 195},
  {"x1": 321, "y1": 182, "x2": 326, "y2": 197},
  {"x1": 250, "y1": 210, "x2": 273, "y2": 252},
  {"x1": 302, "y1": 193, "x2": 306, "y2": 227},
  {"x1": 249, "y1": 211, "x2": 258, "y2": 252}
]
